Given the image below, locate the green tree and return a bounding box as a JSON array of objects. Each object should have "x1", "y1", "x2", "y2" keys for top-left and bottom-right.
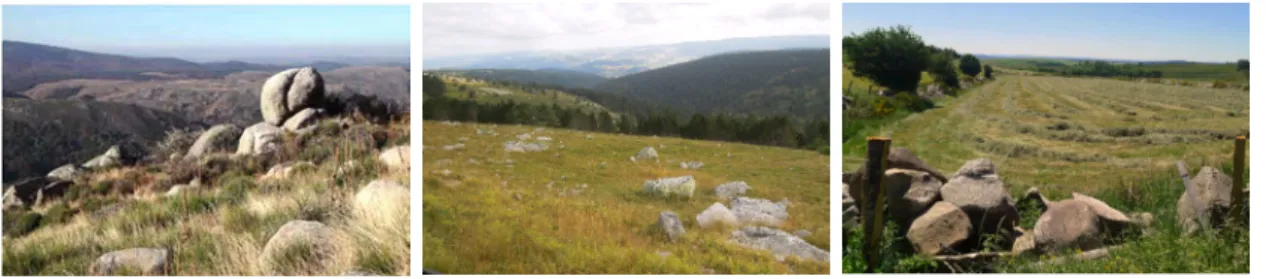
[
  {"x1": 422, "y1": 74, "x2": 447, "y2": 99},
  {"x1": 842, "y1": 25, "x2": 931, "y2": 93},
  {"x1": 984, "y1": 64, "x2": 994, "y2": 79},
  {"x1": 1238, "y1": 59, "x2": 1249, "y2": 77},
  {"x1": 958, "y1": 54, "x2": 982, "y2": 77},
  {"x1": 928, "y1": 53, "x2": 961, "y2": 89}
]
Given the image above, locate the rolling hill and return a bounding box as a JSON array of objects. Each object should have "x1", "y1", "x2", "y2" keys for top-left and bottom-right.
[
  {"x1": 594, "y1": 49, "x2": 829, "y2": 119},
  {"x1": 427, "y1": 69, "x2": 608, "y2": 89},
  {"x1": 2, "y1": 41, "x2": 277, "y2": 92},
  {"x1": 423, "y1": 35, "x2": 828, "y2": 77},
  {"x1": 1, "y1": 98, "x2": 193, "y2": 182}
]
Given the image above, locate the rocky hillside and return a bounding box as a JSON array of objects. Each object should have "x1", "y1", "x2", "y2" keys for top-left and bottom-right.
[
  {"x1": 19, "y1": 66, "x2": 410, "y2": 126},
  {"x1": 2, "y1": 41, "x2": 275, "y2": 92},
  {"x1": 2, "y1": 99, "x2": 193, "y2": 182},
  {"x1": 423, "y1": 121, "x2": 829, "y2": 274},
  {"x1": 2, "y1": 67, "x2": 412, "y2": 276}
]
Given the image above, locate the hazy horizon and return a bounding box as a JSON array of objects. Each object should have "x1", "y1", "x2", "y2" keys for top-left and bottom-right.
[
  {"x1": 3, "y1": 5, "x2": 410, "y2": 64},
  {"x1": 423, "y1": 3, "x2": 829, "y2": 59},
  {"x1": 842, "y1": 3, "x2": 1248, "y2": 63}
]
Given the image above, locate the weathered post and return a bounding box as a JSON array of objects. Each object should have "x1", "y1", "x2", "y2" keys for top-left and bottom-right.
[
  {"x1": 1231, "y1": 136, "x2": 1247, "y2": 225},
  {"x1": 863, "y1": 137, "x2": 891, "y2": 273}
]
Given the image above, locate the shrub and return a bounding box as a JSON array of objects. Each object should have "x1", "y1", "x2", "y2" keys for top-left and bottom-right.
[
  {"x1": 928, "y1": 52, "x2": 962, "y2": 89},
  {"x1": 40, "y1": 203, "x2": 74, "y2": 227},
  {"x1": 5, "y1": 212, "x2": 43, "y2": 237},
  {"x1": 959, "y1": 54, "x2": 982, "y2": 77},
  {"x1": 843, "y1": 25, "x2": 931, "y2": 93}
]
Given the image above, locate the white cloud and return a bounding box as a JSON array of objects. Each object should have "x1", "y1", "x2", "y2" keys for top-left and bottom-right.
[{"x1": 422, "y1": 3, "x2": 828, "y2": 58}]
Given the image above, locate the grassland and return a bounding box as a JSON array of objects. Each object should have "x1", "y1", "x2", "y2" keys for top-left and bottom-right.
[
  {"x1": 422, "y1": 121, "x2": 830, "y2": 274},
  {"x1": 982, "y1": 58, "x2": 1247, "y2": 84},
  {"x1": 3, "y1": 119, "x2": 411, "y2": 276},
  {"x1": 848, "y1": 75, "x2": 1248, "y2": 195},
  {"x1": 437, "y1": 75, "x2": 610, "y2": 113}
]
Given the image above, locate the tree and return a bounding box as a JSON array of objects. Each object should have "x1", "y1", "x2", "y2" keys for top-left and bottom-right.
[
  {"x1": 984, "y1": 64, "x2": 994, "y2": 79},
  {"x1": 842, "y1": 25, "x2": 931, "y2": 93},
  {"x1": 928, "y1": 52, "x2": 961, "y2": 89},
  {"x1": 959, "y1": 54, "x2": 982, "y2": 77},
  {"x1": 422, "y1": 74, "x2": 447, "y2": 99},
  {"x1": 1238, "y1": 59, "x2": 1249, "y2": 77}
]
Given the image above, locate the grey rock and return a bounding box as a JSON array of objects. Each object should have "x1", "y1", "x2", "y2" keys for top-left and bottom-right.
[
  {"x1": 954, "y1": 158, "x2": 998, "y2": 179},
  {"x1": 503, "y1": 141, "x2": 548, "y2": 152},
  {"x1": 730, "y1": 226, "x2": 828, "y2": 262},
  {"x1": 258, "y1": 220, "x2": 338, "y2": 276},
  {"x1": 1179, "y1": 166, "x2": 1234, "y2": 235},
  {"x1": 1020, "y1": 187, "x2": 1051, "y2": 213},
  {"x1": 885, "y1": 168, "x2": 944, "y2": 228},
  {"x1": 262, "y1": 161, "x2": 316, "y2": 180},
  {"x1": 635, "y1": 146, "x2": 659, "y2": 161},
  {"x1": 82, "y1": 145, "x2": 123, "y2": 169},
  {"x1": 186, "y1": 124, "x2": 242, "y2": 158},
  {"x1": 236, "y1": 122, "x2": 284, "y2": 155},
  {"x1": 940, "y1": 158, "x2": 1019, "y2": 246},
  {"x1": 658, "y1": 211, "x2": 686, "y2": 241},
  {"x1": 714, "y1": 181, "x2": 751, "y2": 199},
  {"x1": 730, "y1": 197, "x2": 789, "y2": 226},
  {"x1": 286, "y1": 67, "x2": 325, "y2": 113},
  {"x1": 643, "y1": 176, "x2": 696, "y2": 198},
  {"x1": 378, "y1": 145, "x2": 410, "y2": 170},
  {"x1": 282, "y1": 108, "x2": 323, "y2": 133},
  {"x1": 260, "y1": 68, "x2": 300, "y2": 125},
  {"x1": 88, "y1": 247, "x2": 172, "y2": 275},
  {"x1": 680, "y1": 161, "x2": 704, "y2": 170},
  {"x1": 46, "y1": 164, "x2": 82, "y2": 181},
  {"x1": 1034, "y1": 199, "x2": 1103, "y2": 252}
]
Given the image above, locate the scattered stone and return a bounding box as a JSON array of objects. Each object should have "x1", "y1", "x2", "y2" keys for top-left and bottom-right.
[
  {"x1": 585, "y1": 134, "x2": 594, "y2": 140},
  {"x1": 503, "y1": 141, "x2": 548, "y2": 152},
  {"x1": 516, "y1": 133, "x2": 532, "y2": 140},
  {"x1": 730, "y1": 226, "x2": 829, "y2": 262},
  {"x1": 262, "y1": 161, "x2": 316, "y2": 180},
  {"x1": 680, "y1": 161, "x2": 704, "y2": 170},
  {"x1": 794, "y1": 229, "x2": 812, "y2": 238},
  {"x1": 82, "y1": 145, "x2": 123, "y2": 169},
  {"x1": 186, "y1": 124, "x2": 242, "y2": 158},
  {"x1": 164, "y1": 184, "x2": 194, "y2": 197},
  {"x1": 379, "y1": 145, "x2": 410, "y2": 170},
  {"x1": 635, "y1": 147, "x2": 659, "y2": 161},
  {"x1": 696, "y1": 202, "x2": 739, "y2": 229},
  {"x1": 714, "y1": 181, "x2": 751, "y2": 199},
  {"x1": 658, "y1": 211, "x2": 686, "y2": 242},
  {"x1": 441, "y1": 143, "x2": 465, "y2": 151},
  {"x1": 236, "y1": 122, "x2": 284, "y2": 155},
  {"x1": 730, "y1": 197, "x2": 789, "y2": 226},
  {"x1": 457, "y1": 137, "x2": 469, "y2": 142},
  {"x1": 46, "y1": 164, "x2": 82, "y2": 181},
  {"x1": 258, "y1": 220, "x2": 338, "y2": 276},
  {"x1": 88, "y1": 247, "x2": 172, "y2": 275},
  {"x1": 1179, "y1": 166, "x2": 1233, "y2": 235},
  {"x1": 536, "y1": 136, "x2": 552, "y2": 141},
  {"x1": 907, "y1": 202, "x2": 972, "y2": 255},
  {"x1": 643, "y1": 176, "x2": 696, "y2": 198}
]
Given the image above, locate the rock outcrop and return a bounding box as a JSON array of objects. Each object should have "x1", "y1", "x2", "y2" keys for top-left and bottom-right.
[
  {"x1": 88, "y1": 248, "x2": 172, "y2": 275},
  {"x1": 258, "y1": 220, "x2": 339, "y2": 276},
  {"x1": 186, "y1": 124, "x2": 242, "y2": 158},
  {"x1": 236, "y1": 122, "x2": 284, "y2": 155},
  {"x1": 730, "y1": 226, "x2": 828, "y2": 262},
  {"x1": 643, "y1": 176, "x2": 696, "y2": 198},
  {"x1": 697, "y1": 202, "x2": 739, "y2": 229}
]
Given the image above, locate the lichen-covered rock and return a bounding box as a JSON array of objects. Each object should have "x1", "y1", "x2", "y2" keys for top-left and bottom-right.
[
  {"x1": 907, "y1": 202, "x2": 972, "y2": 255},
  {"x1": 46, "y1": 164, "x2": 82, "y2": 181},
  {"x1": 643, "y1": 176, "x2": 696, "y2": 198},
  {"x1": 714, "y1": 181, "x2": 750, "y2": 199},
  {"x1": 1179, "y1": 166, "x2": 1234, "y2": 235},
  {"x1": 186, "y1": 124, "x2": 242, "y2": 158},
  {"x1": 88, "y1": 247, "x2": 172, "y2": 275},
  {"x1": 635, "y1": 146, "x2": 658, "y2": 161}
]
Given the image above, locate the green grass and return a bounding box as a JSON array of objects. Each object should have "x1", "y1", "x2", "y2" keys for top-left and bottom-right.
[
  {"x1": 423, "y1": 121, "x2": 830, "y2": 274},
  {"x1": 982, "y1": 58, "x2": 1247, "y2": 84},
  {"x1": 438, "y1": 75, "x2": 611, "y2": 113}
]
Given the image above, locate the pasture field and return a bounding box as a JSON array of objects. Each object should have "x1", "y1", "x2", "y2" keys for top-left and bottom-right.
[
  {"x1": 422, "y1": 121, "x2": 830, "y2": 274},
  {"x1": 848, "y1": 75, "x2": 1248, "y2": 196}
]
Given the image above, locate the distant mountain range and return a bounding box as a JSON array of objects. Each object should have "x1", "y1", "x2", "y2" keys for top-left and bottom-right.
[
  {"x1": 976, "y1": 54, "x2": 1232, "y2": 65},
  {"x1": 423, "y1": 35, "x2": 828, "y2": 77}
]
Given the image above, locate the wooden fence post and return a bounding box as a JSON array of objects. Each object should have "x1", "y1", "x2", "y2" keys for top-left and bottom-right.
[
  {"x1": 863, "y1": 137, "x2": 891, "y2": 273},
  {"x1": 1231, "y1": 136, "x2": 1247, "y2": 225}
]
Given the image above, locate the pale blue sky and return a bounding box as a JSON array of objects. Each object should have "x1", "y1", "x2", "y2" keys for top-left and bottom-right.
[
  {"x1": 842, "y1": 3, "x2": 1248, "y2": 62},
  {"x1": 4, "y1": 5, "x2": 410, "y2": 62}
]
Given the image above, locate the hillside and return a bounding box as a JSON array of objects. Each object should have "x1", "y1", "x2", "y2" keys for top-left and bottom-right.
[
  {"x1": 19, "y1": 66, "x2": 410, "y2": 126},
  {"x1": 2, "y1": 98, "x2": 193, "y2": 182},
  {"x1": 423, "y1": 35, "x2": 828, "y2": 77},
  {"x1": 981, "y1": 57, "x2": 1247, "y2": 83},
  {"x1": 594, "y1": 49, "x2": 829, "y2": 119},
  {"x1": 1, "y1": 41, "x2": 276, "y2": 92},
  {"x1": 428, "y1": 69, "x2": 608, "y2": 89},
  {"x1": 423, "y1": 121, "x2": 829, "y2": 274}
]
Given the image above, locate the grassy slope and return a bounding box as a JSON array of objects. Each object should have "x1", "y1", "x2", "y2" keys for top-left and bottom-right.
[
  {"x1": 422, "y1": 121, "x2": 829, "y2": 274},
  {"x1": 3, "y1": 119, "x2": 411, "y2": 276},
  {"x1": 438, "y1": 75, "x2": 610, "y2": 113},
  {"x1": 862, "y1": 75, "x2": 1247, "y2": 195}
]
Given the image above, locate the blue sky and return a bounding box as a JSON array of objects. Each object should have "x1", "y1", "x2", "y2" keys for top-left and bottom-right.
[
  {"x1": 842, "y1": 3, "x2": 1248, "y2": 62},
  {"x1": 3, "y1": 5, "x2": 410, "y2": 63}
]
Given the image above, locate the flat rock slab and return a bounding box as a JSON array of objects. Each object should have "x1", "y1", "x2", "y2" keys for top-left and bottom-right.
[
  {"x1": 730, "y1": 197, "x2": 790, "y2": 226},
  {"x1": 643, "y1": 176, "x2": 696, "y2": 198},
  {"x1": 730, "y1": 226, "x2": 828, "y2": 262},
  {"x1": 89, "y1": 247, "x2": 172, "y2": 275},
  {"x1": 714, "y1": 181, "x2": 751, "y2": 199}
]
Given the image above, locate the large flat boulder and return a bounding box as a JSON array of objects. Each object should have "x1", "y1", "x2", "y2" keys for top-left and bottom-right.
[
  {"x1": 730, "y1": 197, "x2": 790, "y2": 226},
  {"x1": 730, "y1": 226, "x2": 828, "y2": 262}
]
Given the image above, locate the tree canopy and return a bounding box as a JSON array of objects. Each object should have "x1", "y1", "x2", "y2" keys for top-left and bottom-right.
[
  {"x1": 842, "y1": 25, "x2": 930, "y2": 93},
  {"x1": 959, "y1": 54, "x2": 982, "y2": 77}
]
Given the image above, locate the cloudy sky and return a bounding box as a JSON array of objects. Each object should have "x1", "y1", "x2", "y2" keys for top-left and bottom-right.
[{"x1": 423, "y1": 3, "x2": 829, "y2": 58}]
